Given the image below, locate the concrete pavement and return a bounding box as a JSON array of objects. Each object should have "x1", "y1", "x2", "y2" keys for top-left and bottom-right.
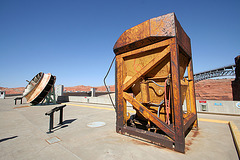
[{"x1": 0, "y1": 96, "x2": 239, "y2": 160}]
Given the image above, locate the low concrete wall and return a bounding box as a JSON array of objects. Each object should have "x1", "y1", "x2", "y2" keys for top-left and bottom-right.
[
  {"x1": 69, "y1": 96, "x2": 115, "y2": 105},
  {"x1": 57, "y1": 95, "x2": 132, "y2": 106},
  {"x1": 58, "y1": 95, "x2": 240, "y2": 115},
  {"x1": 63, "y1": 91, "x2": 114, "y2": 97},
  {"x1": 57, "y1": 96, "x2": 69, "y2": 103},
  {"x1": 5, "y1": 94, "x2": 22, "y2": 97},
  {"x1": 183, "y1": 100, "x2": 240, "y2": 115}
]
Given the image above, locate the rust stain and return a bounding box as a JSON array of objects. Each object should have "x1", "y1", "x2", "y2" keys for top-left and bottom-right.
[
  {"x1": 152, "y1": 144, "x2": 164, "y2": 150},
  {"x1": 13, "y1": 106, "x2": 31, "y2": 109},
  {"x1": 192, "y1": 130, "x2": 200, "y2": 138},
  {"x1": 185, "y1": 130, "x2": 200, "y2": 152},
  {"x1": 131, "y1": 138, "x2": 151, "y2": 146},
  {"x1": 131, "y1": 138, "x2": 164, "y2": 149},
  {"x1": 186, "y1": 140, "x2": 193, "y2": 146}
]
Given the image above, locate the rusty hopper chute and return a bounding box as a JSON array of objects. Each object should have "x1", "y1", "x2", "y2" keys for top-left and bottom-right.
[
  {"x1": 114, "y1": 13, "x2": 198, "y2": 153},
  {"x1": 23, "y1": 72, "x2": 56, "y2": 105}
]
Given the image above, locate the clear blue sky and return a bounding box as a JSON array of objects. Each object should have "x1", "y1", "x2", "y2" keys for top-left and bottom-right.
[{"x1": 0, "y1": 0, "x2": 239, "y2": 88}]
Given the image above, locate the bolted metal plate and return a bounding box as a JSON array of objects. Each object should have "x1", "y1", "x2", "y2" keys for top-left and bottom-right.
[
  {"x1": 46, "y1": 137, "x2": 61, "y2": 144},
  {"x1": 87, "y1": 122, "x2": 106, "y2": 128}
]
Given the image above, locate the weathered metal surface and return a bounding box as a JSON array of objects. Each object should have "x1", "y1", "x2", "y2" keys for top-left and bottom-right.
[
  {"x1": 187, "y1": 59, "x2": 198, "y2": 128},
  {"x1": 23, "y1": 72, "x2": 56, "y2": 105},
  {"x1": 235, "y1": 56, "x2": 240, "y2": 81},
  {"x1": 23, "y1": 72, "x2": 43, "y2": 97},
  {"x1": 184, "y1": 113, "x2": 197, "y2": 132},
  {"x1": 169, "y1": 38, "x2": 185, "y2": 152},
  {"x1": 123, "y1": 92, "x2": 175, "y2": 140},
  {"x1": 233, "y1": 55, "x2": 240, "y2": 101},
  {"x1": 140, "y1": 81, "x2": 150, "y2": 104},
  {"x1": 121, "y1": 126, "x2": 174, "y2": 149},
  {"x1": 113, "y1": 12, "x2": 190, "y2": 55},
  {"x1": 114, "y1": 12, "x2": 197, "y2": 153},
  {"x1": 123, "y1": 46, "x2": 170, "y2": 92},
  {"x1": 116, "y1": 56, "x2": 125, "y2": 131}
]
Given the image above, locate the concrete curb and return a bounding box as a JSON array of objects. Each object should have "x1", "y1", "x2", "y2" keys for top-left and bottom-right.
[
  {"x1": 229, "y1": 121, "x2": 240, "y2": 158},
  {"x1": 197, "y1": 111, "x2": 240, "y2": 117}
]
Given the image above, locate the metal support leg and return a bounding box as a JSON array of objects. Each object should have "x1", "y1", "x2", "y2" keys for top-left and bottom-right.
[
  {"x1": 14, "y1": 97, "x2": 23, "y2": 105},
  {"x1": 116, "y1": 56, "x2": 125, "y2": 132},
  {"x1": 45, "y1": 105, "x2": 66, "y2": 133},
  {"x1": 49, "y1": 113, "x2": 54, "y2": 132},
  {"x1": 170, "y1": 38, "x2": 185, "y2": 153},
  {"x1": 59, "y1": 108, "x2": 63, "y2": 124}
]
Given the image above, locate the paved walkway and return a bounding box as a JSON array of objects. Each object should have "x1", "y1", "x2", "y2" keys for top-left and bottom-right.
[{"x1": 0, "y1": 97, "x2": 239, "y2": 160}]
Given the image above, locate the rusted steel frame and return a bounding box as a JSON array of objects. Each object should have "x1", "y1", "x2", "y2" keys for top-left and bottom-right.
[
  {"x1": 115, "y1": 56, "x2": 126, "y2": 131},
  {"x1": 186, "y1": 84, "x2": 191, "y2": 115},
  {"x1": 183, "y1": 113, "x2": 197, "y2": 133},
  {"x1": 140, "y1": 81, "x2": 150, "y2": 103},
  {"x1": 183, "y1": 112, "x2": 193, "y2": 125},
  {"x1": 180, "y1": 80, "x2": 190, "y2": 117},
  {"x1": 170, "y1": 37, "x2": 185, "y2": 153},
  {"x1": 147, "y1": 76, "x2": 168, "y2": 80},
  {"x1": 175, "y1": 17, "x2": 191, "y2": 57},
  {"x1": 120, "y1": 126, "x2": 174, "y2": 149},
  {"x1": 123, "y1": 46, "x2": 170, "y2": 91},
  {"x1": 123, "y1": 92, "x2": 175, "y2": 140},
  {"x1": 181, "y1": 80, "x2": 191, "y2": 118},
  {"x1": 187, "y1": 58, "x2": 198, "y2": 128},
  {"x1": 119, "y1": 38, "x2": 172, "y2": 57},
  {"x1": 180, "y1": 79, "x2": 188, "y2": 85},
  {"x1": 176, "y1": 37, "x2": 191, "y2": 57},
  {"x1": 178, "y1": 44, "x2": 195, "y2": 122}
]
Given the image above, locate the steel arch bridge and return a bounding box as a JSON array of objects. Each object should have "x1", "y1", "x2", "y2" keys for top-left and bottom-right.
[{"x1": 187, "y1": 65, "x2": 236, "y2": 82}]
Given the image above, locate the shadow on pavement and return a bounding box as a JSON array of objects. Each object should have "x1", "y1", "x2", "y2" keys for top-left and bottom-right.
[
  {"x1": 47, "y1": 119, "x2": 77, "y2": 134},
  {"x1": 0, "y1": 136, "x2": 18, "y2": 143}
]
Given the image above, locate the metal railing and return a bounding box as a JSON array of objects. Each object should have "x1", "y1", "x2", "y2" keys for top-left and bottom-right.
[{"x1": 186, "y1": 65, "x2": 236, "y2": 82}]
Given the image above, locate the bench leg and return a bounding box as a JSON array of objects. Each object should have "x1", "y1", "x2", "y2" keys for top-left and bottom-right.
[
  {"x1": 49, "y1": 113, "x2": 54, "y2": 132},
  {"x1": 59, "y1": 108, "x2": 63, "y2": 124}
]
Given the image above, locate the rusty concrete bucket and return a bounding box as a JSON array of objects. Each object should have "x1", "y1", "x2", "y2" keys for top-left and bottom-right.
[
  {"x1": 113, "y1": 12, "x2": 198, "y2": 153},
  {"x1": 23, "y1": 72, "x2": 55, "y2": 105}
]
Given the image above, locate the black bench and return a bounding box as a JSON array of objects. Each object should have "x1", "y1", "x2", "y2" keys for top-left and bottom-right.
[
  {"x1": 14, "y1": 97, "x2": 23, "y2": 105},
  {"x1": 45, "y1": 104, "x2": 66, "y2": 133}
]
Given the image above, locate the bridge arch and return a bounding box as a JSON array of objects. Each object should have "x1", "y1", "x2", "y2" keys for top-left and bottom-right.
[{"x1": 186, "y1": 65, "x2": 236, "y2": 82}]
